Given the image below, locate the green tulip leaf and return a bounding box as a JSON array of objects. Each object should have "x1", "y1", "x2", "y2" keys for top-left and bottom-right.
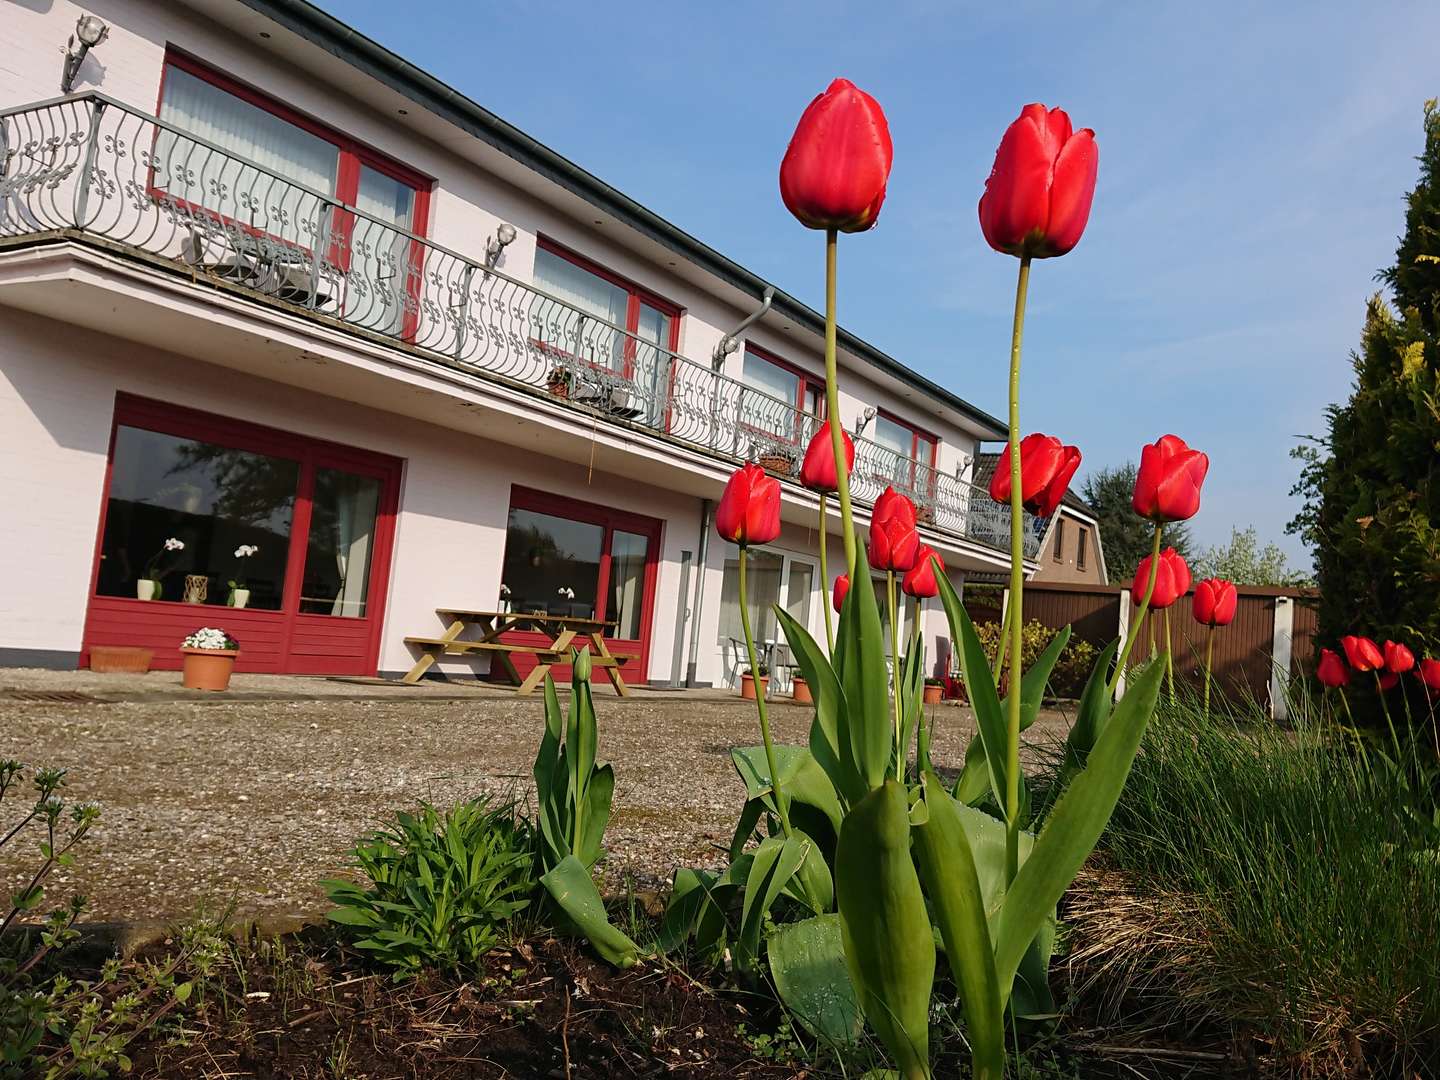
[
  {"x1": 731, "y1": 744, "x2": 843, "y2": 842},
  {"x1": 775, "y1": 606, "x2": 864, "y2": 806},
  {"x1": 658, "y1": 866, "x2": 715, "y2": 953},
  {"x1": 935, "y1": 570, "x2": 1009, "y2": 807},
  {"x1": 737, "y1": 833, "x2": 809, "y2": 973},
  {"x1": 768, "y1": 913, "x2": 863, "y2": 1046},
  {"x1": 540, "y1": 855, "x2": 639, "y2": 969},
  {"x1": 833, "y1": 559, "x2": 893, "y2": 793},
  {"x1": 1054, "y1": 638, "x2": 1120, "y2": 791}
]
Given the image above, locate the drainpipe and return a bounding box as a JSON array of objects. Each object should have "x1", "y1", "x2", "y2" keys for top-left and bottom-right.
[{"x1": 685, "y1": 499, "x2": 713, "y2": 687}]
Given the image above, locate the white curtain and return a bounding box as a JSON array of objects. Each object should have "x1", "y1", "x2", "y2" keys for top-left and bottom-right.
[
  {"x1": 740, "y1": 352, "x2": 799, "y2": 440},
  {"x1": 608, "y1": 531, "x2": 648, "y2": 639},
  {"x1": 346, "y1": 165, "x2": 416, "y2": 333},
  {"x1": 532, "y1": 248, "x2": 628, "y2": 371},
  {"x1": 328, "y1": 473, "x2": 379, "y2": 617},
  {"x1": 157, "y1": 66, "x2": 337, "y2": 243}
]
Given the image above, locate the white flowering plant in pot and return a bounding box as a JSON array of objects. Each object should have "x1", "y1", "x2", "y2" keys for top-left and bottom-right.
[
  {"x1": 139, "y1": 537, "x2": 184, "y2": 600},
  {"x1": 181, "y1": 627, "x2": 239, "y2": 652},
  {"x1": 228, "y1": 545, "x2": 258, "y2": 608}
]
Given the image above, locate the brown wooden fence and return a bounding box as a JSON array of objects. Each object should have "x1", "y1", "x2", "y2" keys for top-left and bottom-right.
[{"x1": 969, "y1": 580, "x2": 1320, "y2": 713}]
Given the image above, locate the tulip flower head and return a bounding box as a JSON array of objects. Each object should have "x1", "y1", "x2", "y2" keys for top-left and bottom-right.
[
  {"x1": 987, "y1": 433, "x2": 1082, "y2": 518},
  {"x1": 1383, "y1": 640, "x2": 1415, "y2": 675},
  {"x1": 800, "y1": 420, "x2": 855, "y2": 493},
  {"x1": 1379, "y1": 672, "x2": 1401, "y2": 692},
  {"x1": 1340, "y1": 635, "x2": 1384, "y2": 673},
  {"x1": 1192, "y1": 578, "x2": 1238, "y2": 627},
  {"x1": 1132, "y1": 435, "x2": 1209, "y2": 523},
  {"x1": 1419, "y1": 658, "x2": 1440, "y2": 693},
  {"x1": 902, "y1": 545, "x2": 944, "y2": 599},
  {"x1": 780, "y1": 78, "x2": 893, "y2": 233},
  {"x1": 715, "y1": 463, "x2": 782, "y2": 547},
  {"x1": 1131, "y1": 547, "x2": 1190, "y2": 610},
  {"x1": 833, "y1": 573, "x2": 851, "y2": 615},
  {"x1": 979, "y1": 104, "x2": 1098, "y2": 259},
  {"x1": 1316, "y1": 648, "x2": 1350, "y2": 688},
  {"x1": 868, "y1": 487, "x2": 920, "y2": 573}
]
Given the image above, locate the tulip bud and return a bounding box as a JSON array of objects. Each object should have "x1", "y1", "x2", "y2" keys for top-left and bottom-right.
[
  {"x1": 715, "y1": 463, "x2": 782, "y2": 547},
  {"x1": 1418, "y1": 658, "x2": 1440, "y2": 693},
  {"x1": 902, "y1": 545, "x2": 943, "y2": 599},
  {"x1": 1340, "y1": 635, "x2": 1383, "y2": 673},
  {"x1": 1316, "y1": 648, "x2": 1349, "y2": 688},
  {"x1": 833, "y1": 574, "x2": 851, "y2": 615},
  {"x1": 1131, "y1": 547, "x2": 1189, "y2": 610},
  {"x1": 800, "y1": 420, "x2": 855, "y2": 494},
  {"x1": 1192, "y1": 578, "x2": 1238, "y2": 627},
  {"x1": 987, "y1": 433, "x2": 1081, "y2": 518},
  {"x1": 780, "y1": 78, "x2": 894, "y2": 233},
  {"x1": 979, "y1": 103, "x2": 1098, "y2": 259},
  {"x1": 1132, "y1": 435, "x2": 1209, "y2": 523},
  {"x1": 868, "y1": 487, "x2": 920, "y2": 573},
  {"x1": 1382, "y1": 640, "x2": 1415, "y2": 675}
]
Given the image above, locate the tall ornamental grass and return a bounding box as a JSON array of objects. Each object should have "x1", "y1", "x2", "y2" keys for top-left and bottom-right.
[{"x1": 1063, "y1": 683, "x2": 1440, "y2": 1074}]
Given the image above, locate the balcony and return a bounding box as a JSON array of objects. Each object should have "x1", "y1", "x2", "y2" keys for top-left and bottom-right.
[{"x1": 0, "y1": 92, "x2": 1039, "y2": 559}]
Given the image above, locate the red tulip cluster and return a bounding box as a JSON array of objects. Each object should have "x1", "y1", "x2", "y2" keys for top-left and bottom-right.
[
  {"x1": 987, "y1": 433, "x2": 1081, "y2": 518},
  {"x1": 1318, "y1": 634, "x2": 1435, "y2": 694}
]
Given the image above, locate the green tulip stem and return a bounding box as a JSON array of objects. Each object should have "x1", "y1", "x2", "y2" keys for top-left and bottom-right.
[
  {"x1": 1107, "y1": 523, "x2": 1165, "y2": 699},
  {"x1": 991, "y1": 592, "x2": 1012, "y2": 684},
  {"x1": 1374, "y1": 671, "x2": 1403, "y2": 761},
  {"x1": 889, "y1": 570, "x2": 903, "y2": 781},
  {"x1": 738, "y1": 546, "x2": 792, "y2": 838},
  {"x1": 1203, "y1": 624, "x2": 1215, "y2": 716},
  {"x1": 1003, "y1": 254, "x2": 1031, "y2": 886},
  {"x1": 823, "y1": 228, "x2": 858, "y2": 576},
  {"x1": 1164, "y1": 608, "x2": 1175, "y2": 703},
  {"x1": 818, "y1": 494, "x2": 834, "y2": 652}
]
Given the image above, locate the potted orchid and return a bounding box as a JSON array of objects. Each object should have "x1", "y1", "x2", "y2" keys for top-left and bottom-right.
[
  {"x1": 228, "y1": 544, "x2": 258, "y2": 608},
  {"x1": 180, "y1": 627, "x2": 240, "y2": 692},
  {"x1": 138, "y1": 537, "x2": 184, "y2": 600}
]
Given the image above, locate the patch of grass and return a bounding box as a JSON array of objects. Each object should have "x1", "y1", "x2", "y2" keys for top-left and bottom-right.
[{"x1": 1052, "y1": 685, "x2": 1440, "y2": 1075}]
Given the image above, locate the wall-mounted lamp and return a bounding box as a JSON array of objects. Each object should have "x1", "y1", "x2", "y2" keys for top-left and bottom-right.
[
  {"x1": 61, "y1": 15, "x2": 109, "y2": 94},
  {"x1": 484, "y1": 222, "x2": 517, "y2": 269},
  {"x1": 853, "y1": 406, "x2": 877, "y2": 438}
]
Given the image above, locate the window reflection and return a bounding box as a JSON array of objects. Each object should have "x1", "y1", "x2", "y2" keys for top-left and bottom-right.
[
  {"x1": 97, "y1": 426, "x2": 298, "y2": 607},
  {"x1": 300, "y1": 469, "x2": 382, "y2": 617},
  {"x1": 501, "y1": 509, "x2": 603, "y2": 619}
]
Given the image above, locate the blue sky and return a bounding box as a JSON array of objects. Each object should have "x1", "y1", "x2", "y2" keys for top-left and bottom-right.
[{"x1": 324, "y1": 0, "x2": 1440, "y2": 565}]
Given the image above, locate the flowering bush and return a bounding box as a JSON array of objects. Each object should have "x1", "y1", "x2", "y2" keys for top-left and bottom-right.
[
  {"x1": 182, "y1": 628, "x2": 238, "y2": 651},
  {"x1": 974, "y1": 619, "x2": 1098, "y2": 698}
]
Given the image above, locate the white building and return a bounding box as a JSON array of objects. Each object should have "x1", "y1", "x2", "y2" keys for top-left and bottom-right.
[{"x1": 0, "y1": 0, "x2": 1039, "y2": 687}]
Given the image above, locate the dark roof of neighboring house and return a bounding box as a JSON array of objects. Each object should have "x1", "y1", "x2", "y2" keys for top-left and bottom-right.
[
  {"x1": 972, "y1": 452, "x2": 1096, "y2": 516},
  {"x1": 234, "y1": 0, "x2": 1008, "y2": 439}
]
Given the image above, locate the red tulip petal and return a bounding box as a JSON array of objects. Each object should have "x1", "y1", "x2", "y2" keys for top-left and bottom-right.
[
  {"x1": 1042, "y1": 128, "x2": 1098, "y2": 256},
  {"x1": 980, "y1": 109, "x2": 1053, "y2": 254}
]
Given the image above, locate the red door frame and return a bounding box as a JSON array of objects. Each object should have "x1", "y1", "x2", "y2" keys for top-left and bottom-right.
[
  {"x1": 81, "y1": 394, "x2": 403, "y2": 675},
  {"x1": 503, "y1": 485, "x2": 663, "y2": 682}
]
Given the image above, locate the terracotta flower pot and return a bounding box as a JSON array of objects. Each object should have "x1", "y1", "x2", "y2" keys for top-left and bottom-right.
[
  {"x1": 181, "y1": 648, "x2": 238, "y2": 692},
  {"x1": 923, "y1": 683, "x2": 943, "y2": 705},
  {"x1": 740, "y1": 673, "x2": 769, "y2": 700},
  {"x1": 791, "y1": 676, "x2": 813, "y2": 705}
]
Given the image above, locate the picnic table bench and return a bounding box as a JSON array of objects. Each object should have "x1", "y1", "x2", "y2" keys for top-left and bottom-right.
[{"x1": 401, "y1": 607, "x2": 635, "y2": 696}]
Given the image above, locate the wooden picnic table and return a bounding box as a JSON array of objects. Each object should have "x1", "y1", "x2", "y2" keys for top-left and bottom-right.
[{"x1": 401, "y1": 607, "x2": 634, "y2": 696}]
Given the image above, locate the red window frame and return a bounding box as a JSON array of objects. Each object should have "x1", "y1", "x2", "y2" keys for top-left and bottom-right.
[
  {"x1": 502, "y1": 486, "x2": 663, "y2": 680},
  {"x1": 870, "y1": 409, "x2": 942, "y2": 507},
  {"x1": 154, "y1": 50, "x2": 434, "y2": 338},
  {"x1": 81, "y1": 394, "x2": 403, "y2": 676},
  {"x1": 740, "y1": 344, "x2": 824, "y2": 445},
  {"x1": 531, "y1": 237, "x2": 682, "y2": 378}
]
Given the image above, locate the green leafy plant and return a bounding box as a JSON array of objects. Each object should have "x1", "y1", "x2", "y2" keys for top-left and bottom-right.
[
  {"x1": 532, "y1": 648, "x2": 640, "y2": 968},
  {"x1": 323, "y1": 797, "x2": 533, "y2": 978},
  {"x1": 975, "y1": 619, "x2": 1098, "y2": 698}
]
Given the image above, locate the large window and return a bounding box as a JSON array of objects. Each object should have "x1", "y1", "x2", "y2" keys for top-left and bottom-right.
[
  {"x1": 739, "y1": 347, "x2": 822, "y2": 447},
  {"x1": 154, "y1": 52, "x2": 430, "y2": 336},
  {"x1": 717, "y1": 546, "x2": 817, "y2": 646},
  {"x1": 499, "y1": 490, "x2": 659, "y2": 645},
  {"x1": 870, "y1": 411, "x2": 940, "y2": 506}
]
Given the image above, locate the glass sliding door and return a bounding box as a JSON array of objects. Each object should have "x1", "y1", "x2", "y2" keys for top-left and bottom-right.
[{"x1": 716, "y1": 545, "x2": 819, "y2": 688}]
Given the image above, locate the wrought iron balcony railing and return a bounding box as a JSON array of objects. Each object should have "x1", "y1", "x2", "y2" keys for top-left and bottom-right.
[{"x1": 0, "y1": 92, "x2": 1039, "y2": 558}]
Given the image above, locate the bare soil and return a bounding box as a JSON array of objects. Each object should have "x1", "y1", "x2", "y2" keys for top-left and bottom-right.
[{"x1": 0, "y1": 668, "x2": 1072, "y2": 923}]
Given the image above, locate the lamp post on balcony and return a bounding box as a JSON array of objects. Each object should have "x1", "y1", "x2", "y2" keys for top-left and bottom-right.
[{"x1": 61, "y1": 15, "x2": 109, "y2": 94}]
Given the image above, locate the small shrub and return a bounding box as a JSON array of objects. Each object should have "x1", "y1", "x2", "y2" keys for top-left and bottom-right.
[
  {"x1": 974, "y1": 619, "x2": 1098, "y2": 698},
  {"x1": 324, "y1": 797, "x2": 534, "y2": 978}
]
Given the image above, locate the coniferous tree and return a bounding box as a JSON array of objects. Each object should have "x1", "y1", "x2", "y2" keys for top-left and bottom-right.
[{"x1": 1299, "y1": 101, "x2": 1440, "y2": 663}]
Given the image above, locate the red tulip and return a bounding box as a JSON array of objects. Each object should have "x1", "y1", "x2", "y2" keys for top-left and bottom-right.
[
  {"x1": 716, "y1": 463, "x2": 781, "y2": 546},
  {"x1": 780, "y1": 78, "x2": 893, "y2": 234},
  {"x1": 979, "y1": 104, "x2": 1098, "y2": 259},
  {"x1": 1317, "y1": 648, "x2": 1350, "y2": 688},
  {"x1": 1340, "y1": 635, "x2": 1383, "y2": 673},
  {"x1": 1379, "y1": 672, "x2": 1400, "y2": 692},
  {"x1": 987, "y1": 433, "x2": 1082, "y2": 518},
  {"x1": 1131, "y1": 547, "x2": 1189, "y2": 610},
  {"x1": 1132, "y1": 435, "x2": 1210, "y2": 523},
  {"x1": 1418, "y1": 658, "x2": 1440, "y2": 692},
  {"x1": 902, "y1": 545, "x2": 944, "y2": 599},
  {"x1": 1383, "y1": 640, "x2": 1415, "y2": 675},
  {"x1": 868, "y1": 486, "x2": 920, "y2": 573},
  {"x1": 1192, "y1": 578, "x2": 1238, "y2": 627},
  {"x1": 800, "y1": 420, "x2": 855, "y2": 493},
  {"x1": 833, "y1": 574, "x2": 851, "y2": 614}
]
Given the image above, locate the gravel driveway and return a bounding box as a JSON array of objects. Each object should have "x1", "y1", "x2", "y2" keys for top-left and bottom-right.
[{"x1": 0, "y1": 670, "x2": 1072, "y2": 923}]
